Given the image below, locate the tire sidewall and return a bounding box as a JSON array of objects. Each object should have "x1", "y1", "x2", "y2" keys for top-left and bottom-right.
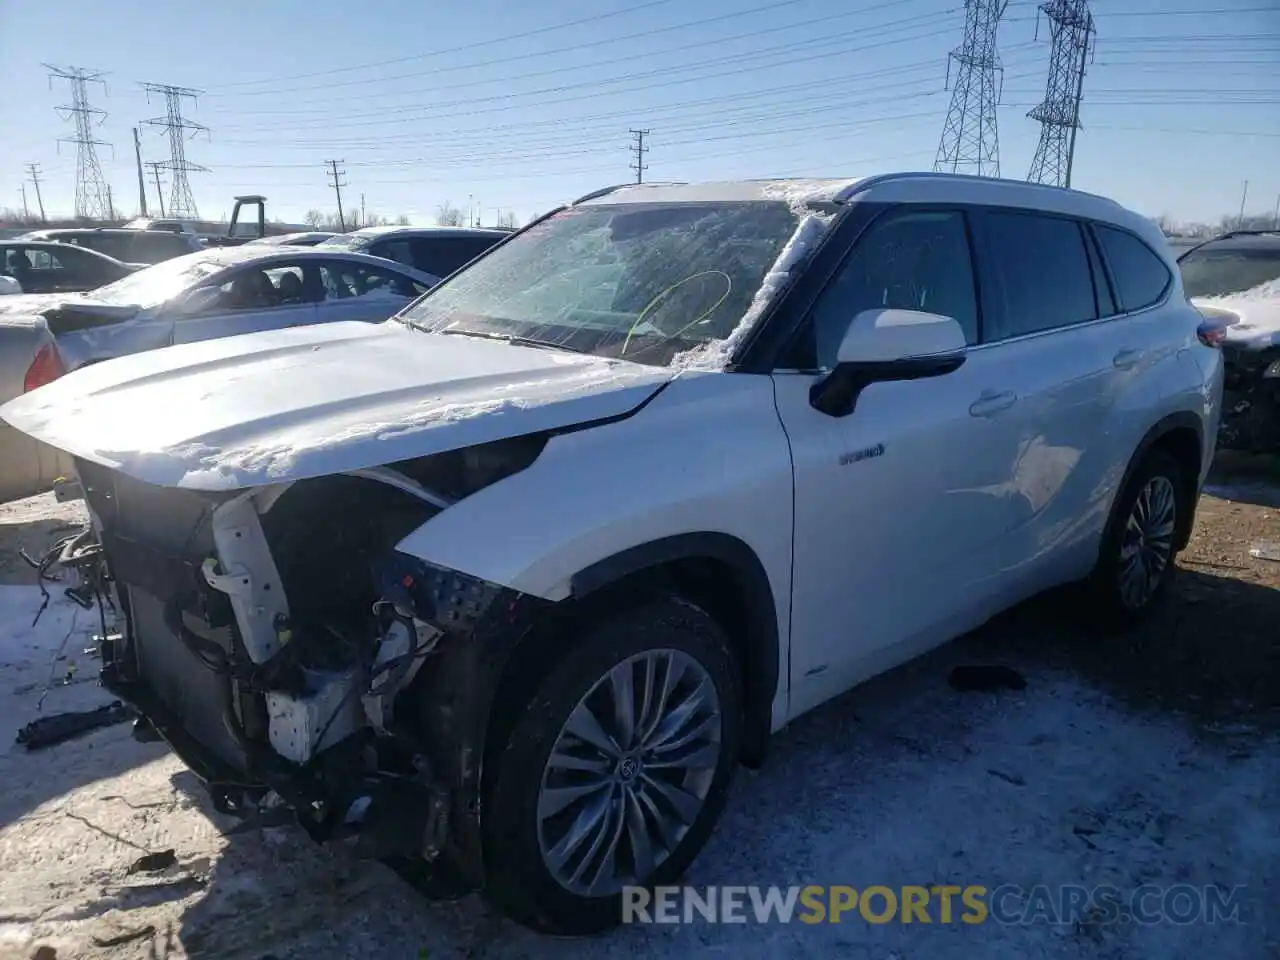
[
  {"x1": 1094, "y1": 448, "x2": 1185, "y2": 621},
  {"x1": 483, "y1": 595, "x2": 743, "y2": 935}
]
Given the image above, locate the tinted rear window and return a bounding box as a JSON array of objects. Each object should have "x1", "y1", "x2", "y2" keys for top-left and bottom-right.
[
  {"x1": 411, "y1": 236, "x2": 502, "y2": 277},
  {"x1": 1095, "y1": 225, "x2": 1171, "y2": 311}
]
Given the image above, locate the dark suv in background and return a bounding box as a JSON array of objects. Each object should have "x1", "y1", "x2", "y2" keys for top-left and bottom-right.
[
  {"x1": 21, "y1": 227, "x2": 205, "y2": 265},
  {"x1": 315, "y1": 226, "x2": 507, "y2": 280}
]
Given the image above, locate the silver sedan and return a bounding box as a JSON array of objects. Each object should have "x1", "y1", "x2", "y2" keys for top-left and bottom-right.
[{"x1": 0, "y1": 245, "x2": 438, "y2": 502}]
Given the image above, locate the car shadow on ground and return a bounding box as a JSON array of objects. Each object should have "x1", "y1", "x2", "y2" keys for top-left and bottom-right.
[
  {"x1": 153, "y1": 561, "x2": 1280, "y2": 958},
  {"x1": 1203, "y1": 452, "x2": 1280, "y2": 510}
]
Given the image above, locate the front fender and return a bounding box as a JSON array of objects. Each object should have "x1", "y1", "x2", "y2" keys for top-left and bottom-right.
[{"x1": 393, "y1": 370, "x2": 796, "y2": 723}]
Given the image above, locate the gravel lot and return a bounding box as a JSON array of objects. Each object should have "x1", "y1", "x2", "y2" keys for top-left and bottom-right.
[{"x1": 0, "y1": 455, "x2": 1277, "y2": 960}]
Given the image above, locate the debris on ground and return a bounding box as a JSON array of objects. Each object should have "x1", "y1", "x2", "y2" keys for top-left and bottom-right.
[
  {"x1": 1249, "y1": 540, "x2": 1280, "y2": 561},
  {"x1": 15, "y1": 700, "x2": 134, "y2": 750},
  {"x1": 127, "y1": 849, "x2": 178, "y2": 875}
]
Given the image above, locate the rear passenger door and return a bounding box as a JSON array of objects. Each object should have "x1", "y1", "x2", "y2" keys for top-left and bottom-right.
[{"x1": 969, "y1": 208, "x2": 1137, "y2": 582}]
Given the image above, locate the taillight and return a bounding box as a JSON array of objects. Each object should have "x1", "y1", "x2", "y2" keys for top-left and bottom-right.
[
  {"x1": 1195, "y1": 318, "x2": 1228, "y2": 349},
  {"x1": 23, "y1": 343, "x2": 65, "y2": 392}
]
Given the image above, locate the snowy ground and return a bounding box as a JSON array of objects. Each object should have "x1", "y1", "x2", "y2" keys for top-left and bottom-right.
[{"x1": 0, "y1": 486, "x2": 1277, "y2": 960}]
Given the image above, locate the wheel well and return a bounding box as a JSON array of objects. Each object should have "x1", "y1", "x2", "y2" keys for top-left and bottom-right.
[
  {"x1": 481, "y1": 547, "x2": 778, "y2": 795},
  {"x1": 1149, "y1": 424, "x2": 1203, "y2": 549}
]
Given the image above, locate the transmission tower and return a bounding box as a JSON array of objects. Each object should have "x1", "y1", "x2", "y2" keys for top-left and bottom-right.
[
  {"x1": 934, "y1": 0, "x2": 1009, "y2": 178},
  {"x1": 45, "y1": 64, "x2": 114, "y2": 220},
  {"x1": 141, "y1": 82, "x2": 209, "y2": 219},
  {"x1": 630, "y1": 129, "x2": 650, "y2": 183},
  {"x1": 1026, "y1": 0, "x2": 1095, "y2": 188}
]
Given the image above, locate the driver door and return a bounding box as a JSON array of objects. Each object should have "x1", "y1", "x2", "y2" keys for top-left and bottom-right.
[
  {"x1": 771, "y1": 206, "x2": 1026, "y2": 716},
  {"x1": 172, "y1": 262, "x2": 318, "y2": 344}
]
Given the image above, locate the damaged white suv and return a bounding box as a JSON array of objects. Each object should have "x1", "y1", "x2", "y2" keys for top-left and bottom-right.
[{"x1": 0, "y1": 174, "x2": 1224, "y2": 934}]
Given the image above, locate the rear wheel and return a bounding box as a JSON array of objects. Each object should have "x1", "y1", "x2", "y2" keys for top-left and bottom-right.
[
  {"x1": 1088, "y1": 448, "x2": 1186, "y2": 626},
  {"x1": 483, "y1": 595, "x2": 742, "y2": 935}
]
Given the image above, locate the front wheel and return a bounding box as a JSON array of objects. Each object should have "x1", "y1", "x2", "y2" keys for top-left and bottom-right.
[
  {"x1": 1087, "y1": 447, "x2": 1187, "y2": 626},
  {"x1": 483, "y1": 595, "x2": 743, "y2": 935}
]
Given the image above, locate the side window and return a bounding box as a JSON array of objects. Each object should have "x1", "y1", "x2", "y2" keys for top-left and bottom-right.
[
  {"x1": 809, "y1": 208, "x2": 979, "y2": 368},
  {"x1": 203, "y1": 265, "x2": 307, "y2": 313},
  {"x1": 319, "y1": 262, "x2": 427, "y2": 302},
  {"x1": 25, "y1": 248, "x2": 60, "y2": 269},
  {"x1": 982, "y1": 211, "x2": 1097, "y2": 338},
  {"x1": 411, "y1": 238, "x2": 495, "y2": 278},
  {"x1": 378, "y1": 240, "x2": 415, "y2": 266},
  {"x1": 1094, "y1": 225, "x2": 1172, "y2": 312}
]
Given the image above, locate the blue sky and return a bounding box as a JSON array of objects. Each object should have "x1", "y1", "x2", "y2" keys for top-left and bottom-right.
[{"x1": 1, "y1": 0, "x2": 1276, "y2": 227}]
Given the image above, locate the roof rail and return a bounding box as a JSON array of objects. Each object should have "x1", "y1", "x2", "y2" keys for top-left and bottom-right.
[{"x1": 834, "y1": 170, "x2": 1120, "y2": 206}]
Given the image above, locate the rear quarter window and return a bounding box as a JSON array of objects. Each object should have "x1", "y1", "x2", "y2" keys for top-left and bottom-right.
[{"x1": 1095, "y1": 225, "x2": 1171, "y2": 312}]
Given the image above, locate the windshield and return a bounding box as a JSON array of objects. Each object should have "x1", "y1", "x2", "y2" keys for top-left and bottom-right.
[
  {"x1": 1179, "y1": 239, "x2": 1280, "y2": 299},
  {"x1": 398, "y1": 200, "x2": 801, "y2": 367},
  {"x1": 89, "y1": 251, "x2": 226, "y2": 307}
]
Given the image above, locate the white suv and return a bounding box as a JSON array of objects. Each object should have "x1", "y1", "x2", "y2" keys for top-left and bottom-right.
[{"x1": 0, "y1": 173, "x2": 1225, "y2": 934}]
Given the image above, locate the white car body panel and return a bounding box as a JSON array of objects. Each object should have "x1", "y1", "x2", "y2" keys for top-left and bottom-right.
[
  {"x1": 0, "y1": 321, "x2": 671, "y2": 490},
  {"x1": 0, "y1": 172, "x2": 1225, "y2": 744}
]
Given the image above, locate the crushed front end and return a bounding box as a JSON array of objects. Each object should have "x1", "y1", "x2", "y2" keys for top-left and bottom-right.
[
  {"x1": 73, "y1": 443, "x2": 551, "y2": 895},
  {"x1": 1218, "y1": 343, "x2": 1280, "y2": 453}
]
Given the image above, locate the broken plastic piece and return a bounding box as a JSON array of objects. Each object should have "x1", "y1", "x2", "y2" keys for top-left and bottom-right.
[
  {"x1": 15, "y1": 700, "x2": 134, "y2": 750},
  {"x1": 1248, "y1": 541, "x2": 1280, "y2": 562}
]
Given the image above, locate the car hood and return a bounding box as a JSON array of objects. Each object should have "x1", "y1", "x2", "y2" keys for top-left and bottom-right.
[
  {"x1": 1192, "y1": 281, "x2": 1280, "y2": 350},
  {"x1": 0, "y1": 320, "x2": 672, "y2": 491}
]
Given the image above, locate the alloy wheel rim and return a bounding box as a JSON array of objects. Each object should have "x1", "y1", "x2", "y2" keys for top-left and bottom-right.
[
  {"x1": 535, "y1": 648, "x2": 722, "y2": 897},
  {"x1": 1118, "y1": 474, "x2": 1177, "y2": 609}
]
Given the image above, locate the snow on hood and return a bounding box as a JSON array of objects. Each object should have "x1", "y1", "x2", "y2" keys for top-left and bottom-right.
[
  {"x1": 1192, "y1": 278, "x2": 1280, "y2": 349},
  {"x1": 0, "y1": 320, "x2": 672, "y2": 491}
]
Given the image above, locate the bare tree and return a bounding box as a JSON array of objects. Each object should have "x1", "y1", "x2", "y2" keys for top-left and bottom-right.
[
  {"x1": 435, "y1": 202, "x2": 464, "y2": 227},
  {"x1": 495, "y1": 211, "x2": 520, "y2": 230},
  {"x1": 304, "y1": 209, "x2": 326, "y2": 229},
  {"x1": 395, "y1": 214, "x2": 411, "y2": 226}
]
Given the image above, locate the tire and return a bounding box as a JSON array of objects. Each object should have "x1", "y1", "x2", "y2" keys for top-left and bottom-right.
[
  {"x1": 1087, "y1": 447, "x2": 1187, "y2": 627},
  {"x1": 482, "y1": 594, "x2": 743, "y2": 935}
]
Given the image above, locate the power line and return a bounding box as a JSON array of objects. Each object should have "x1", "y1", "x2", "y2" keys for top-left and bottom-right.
[
  {"x1": 45, "y1": 64, "x2": 113, "y2": 221},
  {"x1": 326, "y1": 160, "x2": 349, "y2": 231},
  {"x1": 1027, "y1": 0, "x2": 1096, "y2": 188},
  {"x1": 26, "y1": 163, "x2": 47, "y2": 223},
  {"x1": 935, "y1": 0, "x2": 1009, "y2": 177},
  {"x1": 210, "y1": 0, "x2": 688, "y2": 88},
  {"x1": 140, "y1": 82, "x2": 209, "y2": 219},
  {"x1": 630, "y1": 129, "x2": 650, "y2": 183},
  {"x1": 214, "y1": 20, "x2": 962, "y2": 135}
]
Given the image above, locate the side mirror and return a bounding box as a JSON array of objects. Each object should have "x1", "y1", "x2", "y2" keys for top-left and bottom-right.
[
  {"x1": 811, "y1": 308, "x2": 967, "y2": 417},
  {"x1": 177, "y1": 286, "x2": 223, "y2": 316}
]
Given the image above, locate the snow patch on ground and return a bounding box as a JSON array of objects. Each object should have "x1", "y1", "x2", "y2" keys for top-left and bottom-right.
[{"x1": 0, "y1": 577, "x2": 1274, "y2": 958}]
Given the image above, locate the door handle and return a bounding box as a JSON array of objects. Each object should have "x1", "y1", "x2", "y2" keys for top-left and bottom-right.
[
  {"x1": 1113, "y1": 348, "x2": 1141, "y2": 370},
  {"x1": 969, "y1": 390, "x2": 1018, "y2": 418}
]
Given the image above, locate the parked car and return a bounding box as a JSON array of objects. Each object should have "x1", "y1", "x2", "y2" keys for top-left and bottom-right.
[
  {"x1": 0, "y1": 245, "x2": 436, "y2": 502},
  {"x1": 1178, "y1": 230, "x2": 1280, "y2": 452},
  {"x1": 21, "y1": 227, "x2": 205, "y2": 265},
  {"x1": 315, "y1": 225, "x2": 506, "y2": 278},
  {"x1": 121, "y1": 217, "x2": 201, "y2": 236},
  {"x1": 1, "y1": 239, "x2": 140, "y2": 293},
  {"x1": 0, "y1": 173, "x2": 1225, "y2": 935},
  {"x1": 246, "y1": 231, "x2": 340, "y2": 247}
]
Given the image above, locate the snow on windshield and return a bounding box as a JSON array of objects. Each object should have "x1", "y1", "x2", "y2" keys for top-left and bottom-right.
[
  {"x1": 90, "y1": 252, "x2": 226, "y2": 308},
  {"x1": 400, "y1": 200, "x2": 821, "y2": 368}
]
